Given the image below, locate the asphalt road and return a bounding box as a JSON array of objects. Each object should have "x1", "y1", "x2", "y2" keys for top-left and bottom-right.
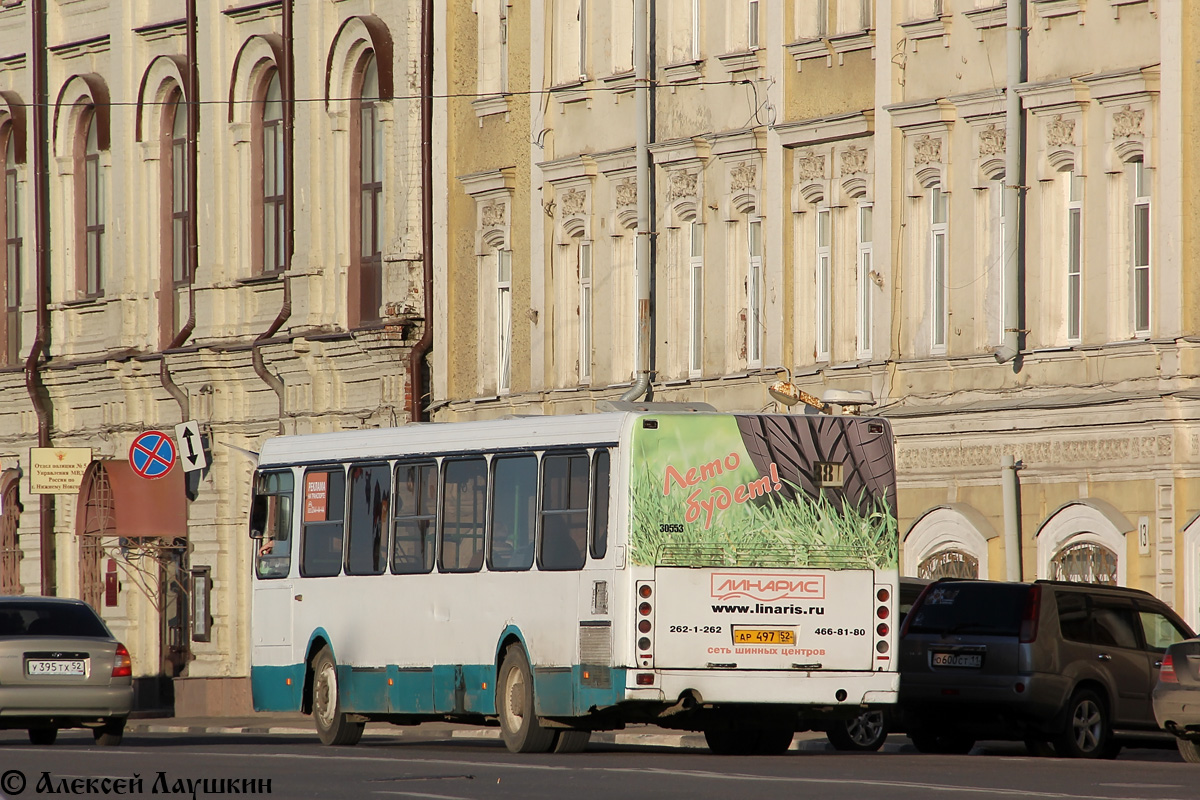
[{"x1": 0, "y1": 729, "x2": 1191, "y2": 800}]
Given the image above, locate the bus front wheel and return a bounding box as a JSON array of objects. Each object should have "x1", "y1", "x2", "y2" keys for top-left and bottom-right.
[
  {"x1": 312, "y1": 648, "x2": 365, "y2": 746},
  {"x1": 497, "y1": 645, "x2": 556, "y2": 753}
]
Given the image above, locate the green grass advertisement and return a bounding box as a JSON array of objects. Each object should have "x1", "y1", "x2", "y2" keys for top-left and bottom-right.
[{"x1": 630, "y1": 414, "x2": 898, "y2": 570}]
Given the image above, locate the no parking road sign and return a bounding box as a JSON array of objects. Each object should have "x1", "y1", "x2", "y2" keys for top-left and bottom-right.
[{"x1": 129, "y1": 431, "x2": 177, "y2": 480}]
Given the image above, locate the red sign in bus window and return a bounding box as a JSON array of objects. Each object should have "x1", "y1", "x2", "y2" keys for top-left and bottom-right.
[{"x1": 305, "y1": 473, "x2": 329, "y2": 522}]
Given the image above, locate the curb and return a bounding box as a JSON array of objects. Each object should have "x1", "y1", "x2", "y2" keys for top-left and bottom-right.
[{"x1": 124, "y1": 721, "x2": 907, "y2": 753}]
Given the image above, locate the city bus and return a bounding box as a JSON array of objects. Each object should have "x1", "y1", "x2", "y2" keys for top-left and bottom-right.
[{"x1": 248, "y1": 403, "x2": 900, "y2": 754}]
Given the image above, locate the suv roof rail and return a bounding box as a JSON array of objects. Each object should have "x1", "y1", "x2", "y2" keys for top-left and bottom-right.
[{"x1": 1032, "y1": 579, "x2": 1155, "y2": 596}]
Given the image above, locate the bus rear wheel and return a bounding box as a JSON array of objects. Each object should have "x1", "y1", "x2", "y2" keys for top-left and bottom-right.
[
  {"x1": 497, "y1": 644, "x2": 556, "y2": 753},
  {"x1": 312, "y1": 648, "x2": 365, "y2": 746}
]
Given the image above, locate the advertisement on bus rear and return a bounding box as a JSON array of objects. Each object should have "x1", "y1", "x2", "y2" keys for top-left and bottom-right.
[{"x1": 629, "y1": 414, "x2": 898, "y2": 570}]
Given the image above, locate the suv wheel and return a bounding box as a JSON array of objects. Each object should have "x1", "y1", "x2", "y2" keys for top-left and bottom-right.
[
  {"x1": 1056, "y1": 690, "x2": 1118, "y2": 759},
  {"x1": 1177, "y1": 737, "x2": 1200, "y2": 764},
  {"x1": 827, "y1": 710, "x2": 887, "y2": 752}
]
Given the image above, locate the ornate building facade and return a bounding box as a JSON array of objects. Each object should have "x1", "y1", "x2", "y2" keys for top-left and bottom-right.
[
  {"x1": 0, "y1": 1, "x2": 429, "y2": 712},
  {"x1": 435, "y1": 2, "x2": 1200, "y2": 627}
]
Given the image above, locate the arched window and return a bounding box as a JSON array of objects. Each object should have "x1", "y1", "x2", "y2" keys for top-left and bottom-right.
[
  {"x1": 2, "y1": 127, "x2": 19, "y2": 365},
  {"x1": 1049, "y1": 541, "x2": 1118, "y2": 585},
  {"x1": 350, "y1": 54, "x2": 382, "y2": 327},
  {"x1": 918, "y1": 549, "x2": 980, "y2": 580},
  {"x1": 0, "y1": 471, "x2": 21, "y2": 594},
  {"x1": 259, "y1": 72, "x2": 285, "y2": 275},
  {"x1": 160, "y1": 89, "x2": 189, "y2": 348},
  {"x1": 77, "y1": 108, "x2": 104, "y2": 297}
]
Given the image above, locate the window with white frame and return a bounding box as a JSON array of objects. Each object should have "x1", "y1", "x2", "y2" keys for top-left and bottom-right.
[
  {"x1": 554, "y1": 0, "x2": 587, "y2": 84},
  {"x1": 2, "y1": 126, "x2": 19, "y2": 366},
  {"x1": 930, "y1": 186, "x2": 948, "y2": 351},
  {"x1": 477, "y1": 0, "x2": 509, "y2": 96},
  {"x1": 579, "y1": 241, "x2": 592, "y2": 382},
  {"x1": 610, "y1": 0, "x2": 633, "y2": 73},
  {"x1": 80, "y1": 108, "x2": 104, "y2": 297},
  {"x1": 909, "y1": 0, "x2": 942, "y2": 20},
  {"x1": 691, "y1": 0, "x2": 701, "y2": 60},
  {"x1": 260, "y1": 71, "x2": 285, "y2": 275},
  {"x1": 1066, "y1": 169, "x2": 1083, "y2": 342},
  {"x1": 836, "y1": 0, "x2": 872, "y2": 33},
  {"x1": 747, "y1": 217, "x2": 763, "y2": 366},
  {"x1": 748, "y1": 0, "x2": 760, "y2": 49},
  {"x1": 1130, "y1": 158, "x2": 1150, "y2": 336},
  {"x1": 689, "y1": 221, "x2": 704, "y2": 374},
  {"x1": 857, "y1": 203, "x2": 873, "y2": 359},
  {"x1": 497, "y1": 248, "x2": 513, "y2": 393},
  {"x1": 795, "y1": 0, "x2": 829, "y2": 39},
  {"x1": 990, "y1": 177, "x2": 1006, "y2": 345},
  {"x1": 815, "y1": 207, "x2": 832, "y2": 361}
]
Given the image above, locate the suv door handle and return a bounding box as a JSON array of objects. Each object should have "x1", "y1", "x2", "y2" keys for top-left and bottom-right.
[{"x1": 1097, "y1": 653, "x2": 1112, "y2": 661}]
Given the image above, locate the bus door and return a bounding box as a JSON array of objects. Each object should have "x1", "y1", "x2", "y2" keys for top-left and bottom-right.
[{"x1": 251, "y1": 471, "x2": 297, "y2": 671}]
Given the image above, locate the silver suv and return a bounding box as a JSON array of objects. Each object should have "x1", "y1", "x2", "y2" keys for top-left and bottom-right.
[{"x1": 899, "y1": 579, "x2": 1192, "y2": 758}]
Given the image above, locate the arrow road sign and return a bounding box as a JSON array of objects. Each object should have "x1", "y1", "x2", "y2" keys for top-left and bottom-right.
[
  {"x1": 175, "y1": 420, "x2": 208, "y2": 473},
  {"x1": 129, "y1": 431, "x2": 177, "y2": 480}
]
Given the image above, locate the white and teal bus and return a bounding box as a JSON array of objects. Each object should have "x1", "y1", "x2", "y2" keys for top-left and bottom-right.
[{"x1": 249, "y1": 403, "x2": 900, "y2": 754}]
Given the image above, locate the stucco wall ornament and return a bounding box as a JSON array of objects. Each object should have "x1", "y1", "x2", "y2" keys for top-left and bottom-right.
[
  {"x1": 481, "y1": 201, "x2": 506, "y2": 228},
  {"x1": 1113, "y1": 105, "x2": 1145, "y2": 139},
  {"x1": 615, "y1": 178, "x2": 637, "y2": 208},
  {"x1": 1046, "y1": 114, "x2": 1076, "y2": 148},
  {"x1": 978, "y1": 124, "x2": 1005, "y2": 157},
  {"x1": 667, "y1": 170, "x2": 697, "y2": 202},
  {"x1": 913, "y1": 135, "x2": 942, "y2": 165},
  {"x1": 897, "y1": 435, "x2": 1172, "y2": 471},
  {"x1": 560, "y1": 187, "x2": 587, "y2": 218},
  {"x1": 839, "y1": 146, "x2": 867, "y2": 177},
  {"x1": 796, "y1": 151, "x2": 825, "y2": 181},
  {"x1": 730, "y1": 161, "x2": 758, "y2": 192}
]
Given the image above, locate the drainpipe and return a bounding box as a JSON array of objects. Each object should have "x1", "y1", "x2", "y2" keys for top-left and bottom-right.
[
  {"x1": 995, "y1": 0, "x2": 1026, "y2": 364},
  {"x1": 25, "y1": 0, "x2": 54, "y2": 596},
  {"x1": 620, "y1": 0, "x2": 651, "y2": 402},
  {"x1": 407, "y1": 0, "x2": 433, "y2": 422},
  {"x1": 159, "y1": 0, "x2": 200, "y2": 420},
  {"x1": 252, "y1": 0, "x2": 293, "y2": 434},
  {"x1": 1002, "y1": 455, "x2": 1022, "y2": 581}
]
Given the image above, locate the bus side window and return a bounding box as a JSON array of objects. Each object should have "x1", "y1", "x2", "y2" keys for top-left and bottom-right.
[
  {"x1": 253, "y1": 471, "x2": 294, "y2": 580},
  {"x1": 490, "y1": 455, "x2": 536, "y2": 571},
  {"x1": 590, "y1": 450, "x2": 610, "y2": 560},
  {"x1": 300, "y1": 469, "x2": 347, "y2": 578},
  {"x1": 346, "y1": 464, "x2": 389, "y2": 576},
  {"x1": 540, "y1": 453, "x2": 588, "y2": 571},
  {"x1": 393, "y1": 461, "x2": 437, "y2": 574},
  {"x1": 440, "y1": 458, "x2": 487, "y2": 573}
]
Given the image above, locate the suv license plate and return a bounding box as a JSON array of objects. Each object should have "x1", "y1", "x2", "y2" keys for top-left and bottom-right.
[
  {"x1": 27, "y1": 659, "x2": 86, "y2": 676},
  {"x1": 932, "y1": 652, "x2": 982, "y2": 669}
]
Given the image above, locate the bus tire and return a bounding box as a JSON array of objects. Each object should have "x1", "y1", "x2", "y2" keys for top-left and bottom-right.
[
  {"x1": 497, "y1": 645, "x2": 556, "y2": 753},
  {"x1": 312, "y1": 648, "x2": 365, "y2": 746},
  {"x1": 552, "y1": 730, "x2": 590, "y2": 753}
]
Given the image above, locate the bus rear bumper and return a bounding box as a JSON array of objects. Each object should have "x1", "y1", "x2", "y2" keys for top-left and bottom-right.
[{"x1": 624, "y1": 669, "x2": 899, "y2": 707}]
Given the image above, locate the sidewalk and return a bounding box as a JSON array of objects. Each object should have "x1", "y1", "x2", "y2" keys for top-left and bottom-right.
[{"x1": 125, "y1": 712, "x2": 897, "y2": 753}]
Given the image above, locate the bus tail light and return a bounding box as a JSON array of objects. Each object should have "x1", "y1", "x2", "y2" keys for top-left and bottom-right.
[
  {"x1": 874, "y1": 583, "x2": 894, "y2": 663},
  {"x1": 636, "y1": 582, "x2": 654, "y2": 669}
]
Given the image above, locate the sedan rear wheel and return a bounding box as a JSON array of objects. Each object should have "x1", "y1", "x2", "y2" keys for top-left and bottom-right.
[
  {"x1": 93, "y1": 718, "x2": 125, "y2": 746},
  {"x1": 28, "y1": 727, "x2": 57, "y2": 746}
]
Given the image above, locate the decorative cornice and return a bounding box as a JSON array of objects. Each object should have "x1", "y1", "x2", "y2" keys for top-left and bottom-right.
[{"x1": 897, "y1": 434, "x2": 1173, "y2": 471}]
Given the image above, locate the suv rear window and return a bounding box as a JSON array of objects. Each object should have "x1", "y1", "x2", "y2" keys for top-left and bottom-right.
[
  {"x1": 906, "y1": 582, "x2": 1029, "y2": 636},
  {"x1": 0, "y1": 603, "x2": 111, "y2": 638}
]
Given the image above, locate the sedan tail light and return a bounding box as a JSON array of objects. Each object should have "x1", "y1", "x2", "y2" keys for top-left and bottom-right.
[
  {"x1": 111, "y1": 643, "x2": 132, "y2": 678},
  {"x1": 1160, "y1": 654, "x2": 1178, "y2": 684}
]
